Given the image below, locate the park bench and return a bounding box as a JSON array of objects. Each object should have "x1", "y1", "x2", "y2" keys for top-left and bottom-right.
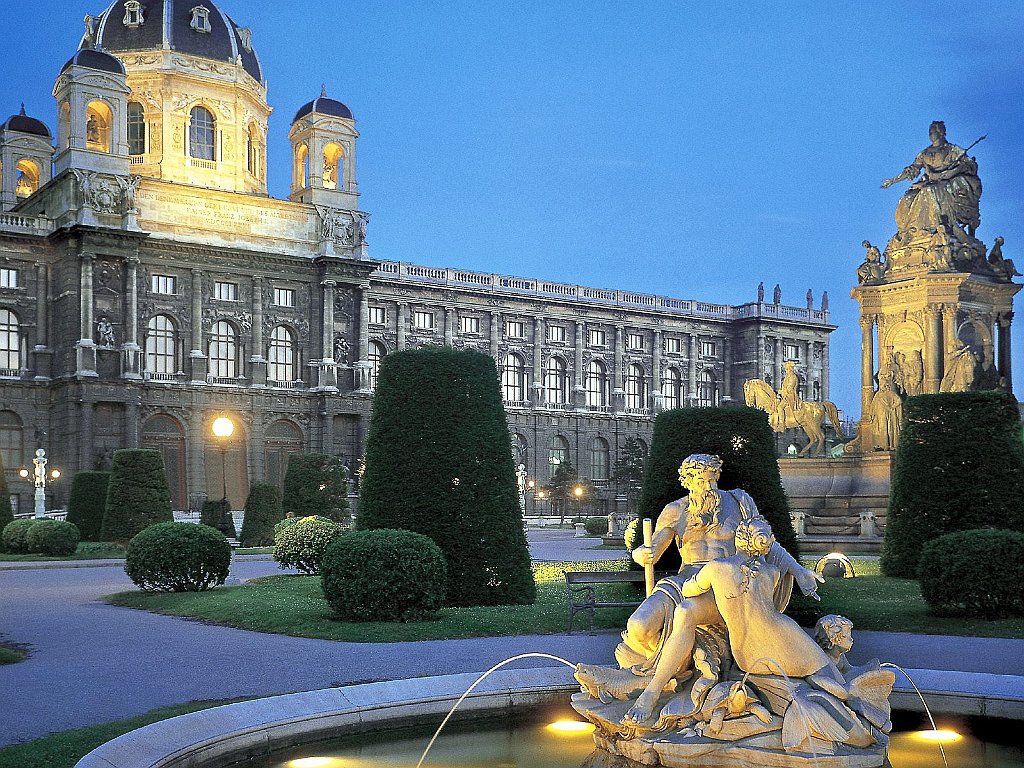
[{"x1": 565, "y1": 570, "x2": 670, "y2": 634}]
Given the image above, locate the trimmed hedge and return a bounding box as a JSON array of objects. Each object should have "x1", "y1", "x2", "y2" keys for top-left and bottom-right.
[
  {"x1": 2, "y1": 518, "x2": 36, "y2": 553},
  {"x1": 282, "y1": 454, "x2": 349, "y2": 522},
  {"x1": 124, "y1": 522, "x2": 231, "y2": 592},
  {"x1": 358, "y1": 347, "x2": 535, "y2": 607},
  {"x1": 25, "y1": 519, "x2": 80, "y2": 556},
  {"x1": 239, "y1": 482, "x2": 283, "y2": 547},
  {"x1": 321, "y1": 528, "x2": 447, "y2": 622},
  {"x1": 67, "y1": 471, "x2": 111, "y2": 542},
  {"x1": 882, "y1": 391, "x2": 1024, "y2": 578},
  {"x1": 638, "y1": 406, "x2": 799, "y2": 572},
  {"x1": 918, "y1": 528, "x2": 1024, "y2": 618},
  {"x1": 273, "y1": 515, "x2": 345, "y2": 575},
  {"x1": 201, "y1": 498, "x2": 236, "y2": 538},
  {"x1": 101, "y1": 450, "x2": 174, "y2": 544},
  {"x1": 0, "y1": 449, "x2": 11, "y2": 530},
  {"x1": 584, "y1": 516, "x2": 608, "y2": 536}
]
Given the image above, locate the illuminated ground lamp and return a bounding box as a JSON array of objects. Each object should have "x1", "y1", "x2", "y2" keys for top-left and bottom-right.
[
  {"x1": 546, "y1": 719, "x2": 595, "y2": 735},
  {"x1": 19, "y1": 448, "x2": 61, "y2": 518},
  {"x1": 814, "y1": 551, "x2": 856, "y2": 579}
]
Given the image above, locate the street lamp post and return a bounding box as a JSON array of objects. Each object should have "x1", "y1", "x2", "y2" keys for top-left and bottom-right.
[
  {"x1": 19, "y1": 449, "x2": 61, "y2": 519},
  {"x1": 573, "y1": 484, "x2": 584, "y2": 522},
  {"x1": 211, "y1": 417, "x2": 235, "y2": 532}
]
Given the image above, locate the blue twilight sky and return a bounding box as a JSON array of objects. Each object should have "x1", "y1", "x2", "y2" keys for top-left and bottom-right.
[{"x1": 5, "y1": 1, "x2": 1024, "y2": 416}]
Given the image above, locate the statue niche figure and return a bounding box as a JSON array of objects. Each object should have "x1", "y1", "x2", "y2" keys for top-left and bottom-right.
[{"x1": 856, "y1": 240, "x2": 886, "y2": 284}]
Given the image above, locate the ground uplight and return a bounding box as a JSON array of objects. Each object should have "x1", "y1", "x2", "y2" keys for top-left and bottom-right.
[
  {"x1": 913, "y1": 729, "x2": 962, "y2": 743},
  {"x1": 546, "y1": 720, "x2": 595, "y2": 735}
]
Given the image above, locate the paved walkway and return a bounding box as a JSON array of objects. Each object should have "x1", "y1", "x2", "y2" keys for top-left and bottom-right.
[{"x1": 1, "y1": 531, "x2": 1022, "y2": 748}]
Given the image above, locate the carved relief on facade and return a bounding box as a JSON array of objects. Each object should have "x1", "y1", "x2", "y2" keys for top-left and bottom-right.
[{"x1": 73, "y1": 171, "x2": 142, "y2": 215}]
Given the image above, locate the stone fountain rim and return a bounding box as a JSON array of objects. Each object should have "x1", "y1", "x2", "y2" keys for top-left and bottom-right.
[{"x1": 73, "y1": 665, "x2": 1024, "y2": 768}]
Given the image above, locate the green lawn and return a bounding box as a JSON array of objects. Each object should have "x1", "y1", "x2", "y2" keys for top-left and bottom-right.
[
  {"x1": 0, "y1": 700, "x2": 245, "y2": 768},
  {"x1": 104, "y1": 557, "x2": 1024, "y2": 641},
  {"x1": 0, "y1": 542, "x2": 125, "y2": 562}
]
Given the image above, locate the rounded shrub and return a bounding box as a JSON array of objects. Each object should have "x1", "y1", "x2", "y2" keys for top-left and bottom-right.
[
  {"x1": 124, "y1": 522, "x2": 231, "y2": 592},
  {"x1": 273, "y1": 515, "x2": 344, "y2": 575},
  {"x1": 584, "y1": 516, "x2": 608, "y2": 536},
  {"x1": 321, "y1": 528, "x2": 447, "y2": 622},
  {"x1": 239, "y1": 482, "x2": 283, "y2": 547},
  {"x1": 2, "y1": 518, "x2": 36, "y2": 554},
  {"x1": 66, "y1": 471, "x2": 111, "y2": 541},
  {"x1": 918, "y1": 528, "x2": 1024, "y2": 619},
  {"x1": 25, "y1": 519, "x2": 80, "y2": 556}
]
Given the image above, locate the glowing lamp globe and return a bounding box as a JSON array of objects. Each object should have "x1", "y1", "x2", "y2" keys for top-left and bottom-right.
[{"x1": 212, "y1": 417, "x2": 235, "y2": 439}]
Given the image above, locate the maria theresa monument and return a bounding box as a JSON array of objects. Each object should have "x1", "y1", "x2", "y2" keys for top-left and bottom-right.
[{"x1": 0, "y1": 0, "x2": 834, "y2": 516}]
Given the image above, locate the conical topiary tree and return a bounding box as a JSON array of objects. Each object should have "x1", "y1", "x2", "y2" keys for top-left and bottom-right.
[
  {"x1": 66, "y1": 471, "x2": 111, "y2": 541},
  {"x1": 239, "y1": 482, "x2": 284, "y2": 547},
  {"x1": 0, "y1": 448, "x2": 12, "y2": 530},
  {"x1": 357, "y1": 346, "x2": 535, "y2": 607},
  {"x1": 100, "y1": 449, "x2": 173, "y2": 543},
  {"x1": 638, "y1": 406, "x2": 799, "y2": 572},
  {"x1": 281, "y1": 453, "x2": 349, "y2": 522},
  {"x1": 881, "y1": 391, "x2": 1024, "y2": 578}
]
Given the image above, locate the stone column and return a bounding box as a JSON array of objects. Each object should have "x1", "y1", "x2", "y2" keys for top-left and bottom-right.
[
  {"x1": 353, "y1": 283, "x2": 372, "y2": 391},
  {"x1": 998, "y1": 312, "x2": 1014, "y2": 388},
  {"x1": 187, "y1": 415, "x2": 207, "y2": 504},
  {"x1": 688, "y1": 333, "x2": 698, "y2": 403},
  {"x1": 489, "y1": 311, "x2": 500, "y2": 360},
  {"x1": 78, "y1": 401, "x2": 94, "y2": 471},
  {"x1": 822, "y1": 341, "x2": 830, "y2": 402},
  {"x1": 572, "y1": 319, "x2": 585, "y2": 406},
  {"x1": 613, "y1": 325, "x2": 625, "y2": 410},
  {"x1": 32, "y1": 263, "x2": 52, "y2": 379},
  {"x1": 651, "y1": 330, "x2": 663, "y2": 411},
  {"x1": 318, "y1": 279, "x2": 338, "y2": 390},
  {"x1": 189, "y1": 269, "x2": 207, "y2": 384},
  {"x1": 722, "y1": 336, "x2": 732, "y2": 400},
  {"x1": 941, "y1": 305, "x2": 957, "y2": 369},
  {"x1": 250, "y1": 275, "x2": 267, "y2": 386},
  {"x1": 250, "y1": 416, "x2": 266, "y2": 480},
  {"x1": 774, "y1": 335, "x2": 784, "y2": 389},
  {"x1": 76, "y1": 253, "x2": 97, "y2": 376},
  {"x1": 926, "y1": 305, "x2": 943, "y2": 393},
  {"x1": 860, "y1": 316, "x2": 875, "y2": 418},
  {"x1": 531, "y1": 318, "x2": 543, "y2": 403},
  {"x1": 397, "y1": 302, "x2": 408, "y2": 350},
  {"x1": 443, "y1": 307, "x2": 454, "y2": 346},
  {"x1": 125, "y1": 396, "x2": 140, "y2": 449},
  {"x1": 320, "y1": 408, "x2": 333, "y2": 455},
  {"x1": 122, "y1": 256, "x2": 141, "y2": 379}
]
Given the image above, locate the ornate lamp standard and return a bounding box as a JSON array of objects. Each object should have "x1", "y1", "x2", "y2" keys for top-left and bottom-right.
[
  {"x1": 19, "y1": 449, "x2": 61, "y2": 518},
  {"x1": 211, "y1": 417, "x2": 234, "y2": 503},
  {"x1": 573, "y1": 484, "x2": 585, "y2": 521}
]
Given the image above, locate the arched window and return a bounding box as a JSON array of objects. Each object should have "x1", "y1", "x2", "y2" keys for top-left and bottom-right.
[
  {"x1": 144, "y1": 315, "x2": 176, "y2": 375},
  {"x1": 0, "y1": 411, "x2": 23, "y2": 472},
  {"x1": 295, "y1": 143, "x2": 309, "y2": 189},
  {"x1": 368, "y1": 340, "x2": 386, "y2": 389},
  {"x1": 209, "y1": 320, "x2": 238, "y2": 378},
  {"x1": 502, "y1": 353, "x2": 526, "y2": 402},
  {"x1": 268, "y1": 325, "x2": 296, "y2": 383},
  {"x1": 246, "y1": 124, "x2": 261, "y2": 177},
  {"x1": 265, "y1": 419, "x2": 303, "y2": 490},
  {"x1": 86, "y1": 100, "x2": 112, "y2": 153},
  {"x1": 586, "y1": 360, "x2": 608, "y2": 408},
  {"x1": 625, "y1": 363, "x2": 646, "y2": 409},
  {"x1": 141, "y1": 415, "x2": 186, "y2": 510},
  {"x1": 14, "y1": 160, "x2": 39, "y2": 198},
  {"x1": 590, "y1": 437, "x2": 610, "y2": 481},
  {"x1": 544, "y1": 356, "x2": 568, "y2": 404},
  {"x1": 549, "y1": 434, "x2": 569, "y2": 478},
  {"x1": 189, "y1": 106, "x2": 216, "y2": 161},
  {"x1": 698, "y1": 369, "x2": 719, "y2": 407},
  {"x1": 662, "y1": 366, "x2": 683, "y2": 410},
  {"x1": 127, "y1": 102, "x2": 146, "y2": 155},
  {"x1": 58, "y1": 101, "x2": 71, "y2": 151},
  {"x1": 322, "y1": 142, "x2": 344, "y2": 189},
  {"x1": 0, "y1": 309, "x2": 21, "y2": 372},
  {"x1": 812, "y1": 380, "x2": 821, "y2": 402}
]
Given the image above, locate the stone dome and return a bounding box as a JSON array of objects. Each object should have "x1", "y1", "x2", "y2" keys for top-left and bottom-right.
[
  {"x1": 2, "y1": 106, "x2": 51, "y2": 138},
  {"x1": 82, "y1": 0, "x2": 263, "y2": 83},
  {"x1": 60, "y1": 48, "x2": 127, "y2": 76},
  {"x1": 293, "y1": 88, "x2": 353, "y2": 123}
]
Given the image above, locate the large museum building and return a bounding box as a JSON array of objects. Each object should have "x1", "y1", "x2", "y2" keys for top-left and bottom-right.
[{"x1": 0, "y1": 0, "x2": 835, "y2": 516}]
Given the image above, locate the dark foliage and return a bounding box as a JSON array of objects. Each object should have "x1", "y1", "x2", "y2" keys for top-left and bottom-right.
[
  {"x1": 281, "y1": 453, "x2": 349, "y2": 522},
  {"x1": 25, "y1": 519, "x2": 80, "y2": 556},
  {"x1": 918, "y1": 528, "x2": 1024, "y2": 618},
  {"x1": 1, "y1": 518, "x2": 36, "y2": 553},
  {"x1": 124, "y1": 522, "x2": 231, "y2": 592},
  {"x1": 881, "y1": 391, "x2": 1024, "y2": 578},
  {"x1": 321, "y1": 528, "x2": 447, "y2": 621},
  {"x1": 0, "y1": 449, "x2": 11, "y2": 530},
  {"x1": 273, "y1": 514, "x2": 345, "y2": 574},
  {"x1": 637, "y1": 406, "x2": 798, "y2": 572},
  {"x1": 101, "y1": 450, "x2": 173, "y2": 544},
  {"x1": 584, "y1": 516, "x2": 608, "y2": 536},
  {"x1": 67, "y1": 471, "x2": 111, "y2": 541},
  {"x1": 357, "y1": 347, "x2": 536, "y2": 607},
  {"x1": 201, "y1": 498, "x2": 236, "y2": 538},
  {"x1": 239, "y1": 482, "x2": 283, "y2": 547}
]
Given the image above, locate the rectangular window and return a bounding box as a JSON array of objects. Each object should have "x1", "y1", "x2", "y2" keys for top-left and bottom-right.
[
  {"x1": 700, "y1": 340, "x2": 717, "y2": 358},
  {"x1": 272, "y1": 287, "x2": 295, "y2": 307},
  {"x1": 460, "y1": 315, "x2": 480, "y2": 334},
  {"x1": 505, "y1": 320, "x2": 525, "y2": 338},
  {"x1": 368, "y1": 306, "x2": 386, "y2": 325},
  {"x1": 785, "y1": 343, "x2": 801, "y2": 361},
  {"x1": 588, "y1": 328, "x2": 606, "y2": 346},
  {"x1": 413, "y1": 310, "x2": 435, "y2": 330},
  {"x1": 150, "y1": 274, "x2": 177, "y2": 294},
  {"x1": 627, "y1": 333, "x2": 645, "y2": 350},
  {"x1": 665, "y1": 337, "x2": 681, "y2": 354},
  {"x1": 214, "y1": 281, "x2": 238, "y2": 301},
  {"x1": 547, "y1": 324, "x2": 566, "y2": 343},
  {"x1": 0, "y1": 269, "x2": 17, "y2": 289}
]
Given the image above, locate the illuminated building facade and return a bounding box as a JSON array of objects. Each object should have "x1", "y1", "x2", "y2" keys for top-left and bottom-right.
[{"x1": 0, "y1": 0, "x2": 835, "y2": 516}]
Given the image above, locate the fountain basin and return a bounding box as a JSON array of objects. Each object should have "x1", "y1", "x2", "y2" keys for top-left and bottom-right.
[{"x1": 74, "y1": 666, "x2": 1024, "y2": 768}]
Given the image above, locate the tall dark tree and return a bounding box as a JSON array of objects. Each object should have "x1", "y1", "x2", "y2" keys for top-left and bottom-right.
[
  {"x1": 281, "y1": 453, "x2": 349, "y2": 522},
  {"x1": 0, "y1": 447, "x2": 12, "y2": 530},
  {"x1": 542, "y1": 460, "x2": 594, "y2": 525},
  {"x1": 66, "y1": 471, "x2": 111, "y2": 541},
  {"x1": 100, "y1": 449, "x2": 173, "y2": 543},
  {"x1": 239, "y1": 482, "x2": 284, "y2": 547},
  {"x1": 357, "y1": 347, "x2": 535, "y2": 606},
  {"x1": 638, "y1": 406, "x2": 798, "y2": 572},
  {"x1": 882, "y1": 391, "x2": 1024, "y2": 578},
  {"x1": 613, "y1": 435, "x2": 647, "y2": 518}
]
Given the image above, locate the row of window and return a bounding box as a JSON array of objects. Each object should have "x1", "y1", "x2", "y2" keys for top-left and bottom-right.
[
  {"x1": 512, "y1": 434, "x2": 647, "y2": 483},
  {"x1": 149, "y1": 275, "x2": 295, "y2": 308}
]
